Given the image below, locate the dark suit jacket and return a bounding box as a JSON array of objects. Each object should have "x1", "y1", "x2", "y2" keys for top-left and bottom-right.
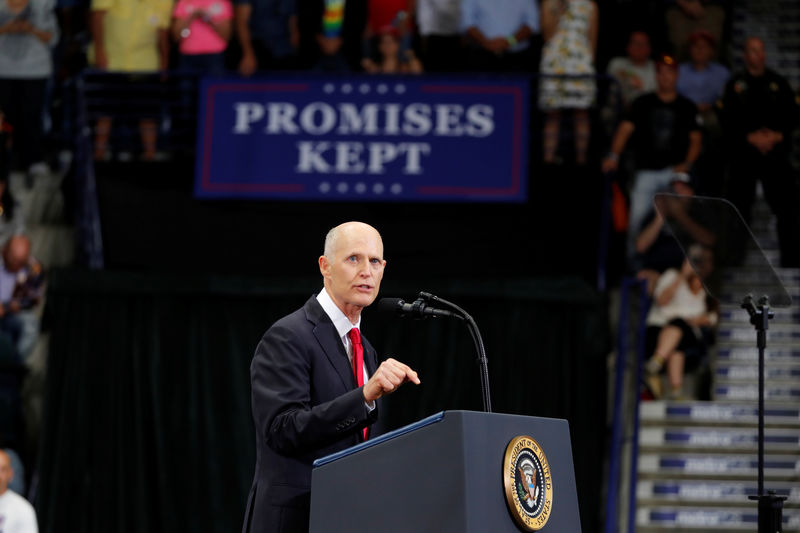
[{"x1": 242, "y1": 296, "x2": 380, "y2": 533}]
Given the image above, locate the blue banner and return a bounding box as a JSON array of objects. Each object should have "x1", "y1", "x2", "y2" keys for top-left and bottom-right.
[{"x1": 194, "y1": 76, "x2": 529, "y2": 202}]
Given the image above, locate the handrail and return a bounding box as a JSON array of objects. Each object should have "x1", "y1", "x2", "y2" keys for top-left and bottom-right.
[
  {"x1": 605, "y1": 277, "x2": 651, "y2": 533},
  {"x1": 74, "y1": 75, "x2": 105, "y2": 269}
]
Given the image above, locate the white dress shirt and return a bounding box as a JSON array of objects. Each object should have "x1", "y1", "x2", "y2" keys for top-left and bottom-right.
[{"x1": 317, "y1": 288, "x2": 375, "y2": 410}]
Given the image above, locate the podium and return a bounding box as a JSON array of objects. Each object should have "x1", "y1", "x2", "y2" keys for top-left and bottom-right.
[{"x1": 310, "y1": 410, "x2": 582, "y2": 532}]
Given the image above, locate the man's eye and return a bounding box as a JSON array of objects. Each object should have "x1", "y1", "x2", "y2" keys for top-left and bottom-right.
[
  {"x1": 347, "y1": 256, "x2": 357, "y2": 262},
  {"x1": 370, "y1": 258, "x2": 381, "y2": 264}
]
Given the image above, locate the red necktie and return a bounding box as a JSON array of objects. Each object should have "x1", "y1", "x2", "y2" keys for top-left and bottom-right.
[{"x1": 348, "y1": 328, "x2": 368, "y2": 440}]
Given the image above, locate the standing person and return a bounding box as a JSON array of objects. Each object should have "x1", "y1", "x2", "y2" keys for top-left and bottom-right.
[
  {"x1": 664, "y1": 0, "x2": 725, "y2": 63},
  {"x1": 538, "y1": 0, "x2": 598, "y2": 165},
  {"x1": 676, "y1": 30, "x2": 728, "y2": 113},
  {"x1": 0, "y1": 0, "x2": 58, "y2": 183},
  {"x1": 461, "y1": 0, "x2": 540, "y2": 73},
  {"x1": 602, "y1": 54, "x2": 702, "y2": 264},
  {"x1": 676, "y1": 29, "x2": 728, "y2": 196},
  {"x1": 416, "y1": 0, "x2": 461, "y2": 72},
  {"x1": 88, "y1": 0, "x2": 172, "y2": 161},
  {"x1": 234, "y1": 0, "x2": 298, "y2": 76},
  {"x1": 172, "y1": 0, "x2": 233, "y2": 76},
  {"x1": 0, "y1": 449, "x2": 37, "y2": 532},
  {"x1": 719, "y1": 36, "x2": 799, "y2": 267},
  {"x1": 241, "y1": 221, "x2": 420, "y2": 533},
  {"x1": 300, "y1": 0, "x2": 368, "y2": 72}
]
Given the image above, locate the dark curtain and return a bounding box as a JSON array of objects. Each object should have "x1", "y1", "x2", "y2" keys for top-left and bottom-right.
[{"x1": 37, "y1": 270, "x2": 608, "y2": 533}]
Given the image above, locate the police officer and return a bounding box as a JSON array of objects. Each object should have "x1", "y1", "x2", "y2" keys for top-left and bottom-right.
[{"x1": 719, "y1": 36, "x2": 799, "y2": 267}]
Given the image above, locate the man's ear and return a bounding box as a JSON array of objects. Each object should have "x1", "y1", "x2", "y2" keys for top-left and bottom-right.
[{"x1": 319, "y1": 255, "x2": 329, "y2": 278}]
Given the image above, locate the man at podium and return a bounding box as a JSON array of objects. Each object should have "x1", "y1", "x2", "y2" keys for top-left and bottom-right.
[{"x1": 241, "y1": 221, "x2": 420, "y2": 533}]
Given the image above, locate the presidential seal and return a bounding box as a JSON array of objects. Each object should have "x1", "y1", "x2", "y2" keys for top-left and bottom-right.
[{"x1": 503, "y1": 435, "x2": 553, "y2": 531}]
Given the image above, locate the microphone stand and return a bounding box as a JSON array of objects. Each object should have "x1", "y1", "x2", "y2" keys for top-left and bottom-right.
[
  {"x1": 419, "y1": 292, "x2": 492, "y2": 413},
  {"x1": 741, "y1": 294, "x2": 786, "y2": 532}
]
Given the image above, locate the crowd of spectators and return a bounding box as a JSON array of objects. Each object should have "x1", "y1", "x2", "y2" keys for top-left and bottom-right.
[
  {"x1": 0, "y1": 0, "x2": 797, "y2": 451},
  {"x1": 0, "y1": 0, "x2": 794, "y2": 174}
]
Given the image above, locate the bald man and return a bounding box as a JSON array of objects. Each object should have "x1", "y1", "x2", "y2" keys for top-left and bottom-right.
[
  {"x1": 0, "y1": 450, "x2": 38, "y2": 533},
  {"x1": 241, "y1": 222, "x2": 420, "y2": 533},
  {"x1": 0, "y1": 235, "x2": 45, "y2": 360}
]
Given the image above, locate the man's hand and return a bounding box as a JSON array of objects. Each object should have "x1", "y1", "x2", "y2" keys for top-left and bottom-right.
[
  {"x1": 318, "y1": 35, "x2": 342, "y2": 56},
  {"x1": 238, "y1": 50, "x2": 257, "y2": 77},
  {"x1": 485, "y1": 37, "x2": 509, "y2": 55},
  {"x1": 94, "y1": 46, "x2": 109, "y2": 69},
  {"x1": 601, "y1": 156, "x2": 619, "y2": 174},
  {"x1": 747, "y1": 128, "x2": 781, "y2": 155},
  {"x1": 363, "y1": 358, "x2": 420, "y2": 403}
]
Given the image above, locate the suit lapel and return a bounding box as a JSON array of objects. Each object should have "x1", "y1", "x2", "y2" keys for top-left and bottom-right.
[
  {"x1": 304, "y1": 297, "x2": 357, "y2": 391},
  {"x1": 362, "y1": 337, "x2": 379, "y2": 376}
]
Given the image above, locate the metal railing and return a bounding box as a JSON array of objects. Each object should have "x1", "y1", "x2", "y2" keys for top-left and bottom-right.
[{"x1": 605, "y1": 277, "x2": 651, "y2": 533}]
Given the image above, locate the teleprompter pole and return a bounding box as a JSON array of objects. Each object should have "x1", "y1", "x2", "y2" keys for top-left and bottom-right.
[{"x1": 741, "y1": 295, "x2": 786, "y2": 533}]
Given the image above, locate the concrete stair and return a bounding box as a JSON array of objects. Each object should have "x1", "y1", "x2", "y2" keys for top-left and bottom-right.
[{"x1": 634, "y1": 194, "x2": 800, "y2": 531}]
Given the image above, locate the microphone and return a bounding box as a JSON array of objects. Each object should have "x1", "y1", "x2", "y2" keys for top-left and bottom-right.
[{"x1": 377, "y1": 298, "x2": 460, "y2": 319}]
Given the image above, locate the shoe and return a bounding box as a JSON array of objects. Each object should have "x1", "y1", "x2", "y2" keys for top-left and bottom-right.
[
  {"x1": 645, "y1": 356, "x2": 663, "y2": 375},
  {"x1": 667, "y1": 389, "x2": 688, "y2": 401},
  {"x1": 646, "y1": 375, "x2": 663, "y2": 399}
]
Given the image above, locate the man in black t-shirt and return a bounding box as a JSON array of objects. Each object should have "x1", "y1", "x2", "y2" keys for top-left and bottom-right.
[
  {"x1": 718, "y1": 36, "x2": 799, "y2": 267},
  {"x1": 602, "y1": 54, "x2": 703, "y2": 265}
]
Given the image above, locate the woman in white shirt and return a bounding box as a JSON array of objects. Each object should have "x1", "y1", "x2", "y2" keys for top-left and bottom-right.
[{"x1": 644, "y1": 244, "x2": 717, "y2": 399}]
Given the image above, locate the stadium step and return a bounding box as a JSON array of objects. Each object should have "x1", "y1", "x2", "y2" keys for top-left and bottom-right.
[
  {"x1": 639, "y1": 427, "x2": 800, "y2": 454},
  {"x1": 636, "y1": 479, "x2": 800, "y2": 507},
  {"x1": 640, "y1": 400, "x2": 800, "y2": 428},
  {"x1": 714, "y1": 362, "x2": 800, "y2": 383},
  {"x1": 638, "y1": 452, "x2": 800, "y2": 480},
  {"x1": 713, "y1": 383, "x2": 800, "y2": 403},
  {"x1": 716, "y1": 324, "x2": 800, "y2": 345},
  {"x1": 717, "y1": 346, "x2": 800, "y2": 364},
  {"x1": 720, "y1": 306, "x2": 800, "y2": 325},
  {"x1": 635, "y1": 505, "x2": 800, "y2": 531}
]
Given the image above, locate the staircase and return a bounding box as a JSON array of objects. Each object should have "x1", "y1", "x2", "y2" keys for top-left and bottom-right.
[{"x1": 634, "y1": 197, "x2": 800, "y2": 531}]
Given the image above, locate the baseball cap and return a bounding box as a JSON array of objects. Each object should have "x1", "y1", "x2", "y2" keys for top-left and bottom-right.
[{"x1": 656, "y1": 53, "x2": 678, "y2": 70}]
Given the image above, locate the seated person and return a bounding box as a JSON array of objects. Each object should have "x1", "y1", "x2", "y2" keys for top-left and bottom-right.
[
  {"x1": 0, "y1": 236, "x2": 44, "y2": 361},
  {"x1": 644, "y1": 244, "x2": 717, "y2": 400},
  {"x1": 634, "y1": 173, "x2": 713, "y2": 293},
  {"x1": 606, "y1": 30, "x2": 657, "y2": 110}
]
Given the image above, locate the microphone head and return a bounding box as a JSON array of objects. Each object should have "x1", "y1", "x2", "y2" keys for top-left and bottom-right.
[{"x1": 376, "y1": 298, "x2": 405, "y2": 314}]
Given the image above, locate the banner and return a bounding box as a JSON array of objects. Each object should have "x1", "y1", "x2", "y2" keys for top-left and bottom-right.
[{"x1": 194, "y1": 76, "x2": 529, "y2": 202}]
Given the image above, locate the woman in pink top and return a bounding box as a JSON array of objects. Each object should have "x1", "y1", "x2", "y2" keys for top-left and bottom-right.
[{"x1": 172, "y1": 0, "x2": 233, "y2": 75}]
